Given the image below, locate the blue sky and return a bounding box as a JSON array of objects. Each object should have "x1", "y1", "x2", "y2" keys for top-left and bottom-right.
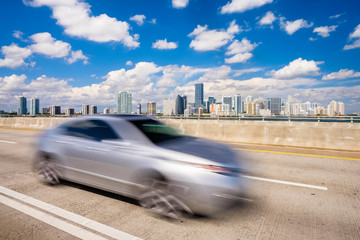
[{"x1": 0, "y1": 0, "x2": 360, "y2": 113}]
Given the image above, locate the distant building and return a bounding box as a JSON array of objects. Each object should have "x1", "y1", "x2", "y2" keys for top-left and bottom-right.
[
  {"x1": 42, "y1": 107, "x2": 50, "y2": 115},
  {"x1": 103, "y1": 108, "x2": 110, "y2": 114},
  {"x1": 270, "y1": 98, "x2": 281, "y2": 115},
  {"x1": 89, "y1": 105, "x2": 97, "y2": 115},
  {"x1": 338, "y1": 102, "x2": 345, "y2": 115},
  {"x1": 82, "y1": 104, "x2": 89, "y2": 115},
  {"x1": 147, "y1": 102, "x2": 156, "y2": 115},
  {"x1": 195, "y1": 83, "x2": 204, "y2": 109},
  {"x1": 175, "y1": 95, "x2": 186, "y2": 115},
  {"x1": 65, "y1": 108, "x2": 74, "y2": 116},
  {"x1": 222, "y1": 96, "x2": 232, "y2": 111},
  {"x1": 246, "y1": 101, "x2": 255, "y2": 115},
  {"x1": 29, "y1": 98, "x2": 40, "y2": 115},
  {"x1": 18, "y1": 96, "x2": 27, "y2": 115},
  {"x1": 163, "y1": 98, "x2": 176, "y2": 115},
  {"x1": 234, "y1": 94, "x2": 242, "y2": 115},
  {"x1": 137, "y1": 104, "x2": 141, "y2": 114},
  {"x1": 50, "y1": 106, "x2": 61, "y2": 116},
  {"x1": 117, "y1": 91, "x2": 132, "y2": 114}
]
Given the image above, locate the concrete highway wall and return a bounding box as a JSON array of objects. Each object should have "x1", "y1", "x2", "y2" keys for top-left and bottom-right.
[{"x1": 1, "y1": 117, "x2": 359, "y2": 151}]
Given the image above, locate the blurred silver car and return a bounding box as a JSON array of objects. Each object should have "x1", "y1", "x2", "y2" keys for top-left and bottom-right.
[{"x1": 34, "y1": 115, "x2": 246, "y2": 218}]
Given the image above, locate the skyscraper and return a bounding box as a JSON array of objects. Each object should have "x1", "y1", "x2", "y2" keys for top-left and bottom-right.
[
  {"x1": 50, "y1": 106, "x2": 61, "y2": 116},
  {"x1": 222, "y1": 96, "x2": 232, "y2": 111},
  {"x1": 270, "y1": 98, "x2": 281, "y2": 115},
  {"x1": 89, "y1": 105, "x2": 97, "y2": 115},
  {"x1": 234, "y1": 94, "x2": 242, "y2": 115},
  {"x1": 82, "y1": 104, "x2": 89, "y2": 115},
  {"x1": 18, "y1": 96, "x2": 27, "y2": 115},
  {"x1": 195, "y1": 83, "x2": 203, "y2": 109},
  {"x1": 147, "y1": 102, "x2": 156, "y2": 115},
  {"x1": 175, "y1": 95, "x2": 185, "y2": 115},
  {"x1": 117, "y1": 91, "x2": 132, "y2": 114},
  {"x1": 163, "y1": 98, "x2": 176, "y2": 115},
  {"x1": 29, "y1": 98, "x2": 39, "y2": 115}
]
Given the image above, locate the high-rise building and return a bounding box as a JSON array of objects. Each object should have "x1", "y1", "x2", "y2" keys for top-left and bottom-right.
[
  {"x1": 147, "y1": 102, "x2": 156, "y2": 115},
  {"x1": 234, "y1": 94, "x2": 242, "y2": 115},
  {"x1": 222, "y1": 96, "x2": 232, "y2": 111},
  {"x1": 117, "y1": 91, "x2": 132, "y2": 114},
  {"x1": 17, "y1": 96, "x2": 27, "y2": 115},
  {"x1": 338, "y1": 102, "x2": 345, "y2": 115},
  {"x1": 50, "y1": 106, "x2": 61, "y2": 116},
  {"x1": 29, "y1": 98, "x2": 39, "y2": 115},
  {"x1": 137, "y1": 104, "x2": 141, "y2": 114},
  {"x1": 163, "y1": 98, "x2": 176, "y2": 115},
  {"x1": 246, "y1": 101, "x2": 255, "y2": 115},
  {"x1": 103, "y1": 108, "x2": 110, "y2": 114},
  {"x1": 89, "y1": 105, "x2": 97, "y2": 115},
  {"x1": 195, "y1": 83, "x2": 204, "y2": 109},
  {"x1": 65, "y1": 108, "x2": 74, "y2": 116},
  {"x1": 175, "y1": 95, "x2": 186, "y2": 115},
  {"x1": 82, "y1": 104, "x2": 89, "y2": 115},
  {"x1": 270, "y1": 98, "x2": 281, "y2": 115}
]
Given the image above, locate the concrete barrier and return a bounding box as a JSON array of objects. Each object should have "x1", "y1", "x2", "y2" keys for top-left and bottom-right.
[
  {"x1": 1, "y1": 117, "x2": 359, "y2": 151},
  {"x1": 161, "y1": 119, "x2": 360, "y2": 151}
]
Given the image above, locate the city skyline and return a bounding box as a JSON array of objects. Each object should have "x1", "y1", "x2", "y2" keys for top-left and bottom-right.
[{"x1": 0, "y1": 1, "x2": 360, "y2": 113}]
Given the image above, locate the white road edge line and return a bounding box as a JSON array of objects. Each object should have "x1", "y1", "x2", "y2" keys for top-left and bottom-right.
[
  {"x1": 0, "y1": 194, "x2": 107, "y2": 240},
  {"x1": 242, "y1": 175, "x2": 328, "y2": 191},
  {"x1": 0, "y1": 186, "x2": 143, "y2": 240},
  {"x1": 0, "y1": 140, "x2": 17, "y2": 144}
]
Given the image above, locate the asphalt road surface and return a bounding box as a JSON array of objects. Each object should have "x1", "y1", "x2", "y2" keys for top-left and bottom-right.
[{"x1": 0, "y1": 128, "x2": 359, "y2": 240}]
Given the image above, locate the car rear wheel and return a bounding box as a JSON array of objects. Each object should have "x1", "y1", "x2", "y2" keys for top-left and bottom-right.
[
  {"x1": 139, "y1": 177, "x2": 193, "y2": 219},
  {"x1": 34, "y1": 155, "x2": 61, "y2": 185}
]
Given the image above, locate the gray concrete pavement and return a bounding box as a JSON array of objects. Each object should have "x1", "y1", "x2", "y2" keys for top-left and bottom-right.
[{"x1": 0, "y1": 129, "x2": 359, "y2": 240}]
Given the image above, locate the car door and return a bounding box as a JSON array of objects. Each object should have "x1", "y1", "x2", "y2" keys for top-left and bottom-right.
[{"x1": 60, "y1": 119, "x2": 137, "y2": 194}]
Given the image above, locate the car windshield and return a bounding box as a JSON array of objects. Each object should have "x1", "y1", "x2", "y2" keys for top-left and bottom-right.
[{"x1": 129, "y1": 119, "x2": 183, "y2": 144}]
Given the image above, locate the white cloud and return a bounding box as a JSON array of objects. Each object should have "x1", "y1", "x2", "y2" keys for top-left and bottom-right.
[
  {"x1": 129, "y1": 14, "x2": 146, "y2": 26},
  {"x1": 188, "y1": 20, "x2": 241, "y2": 51},
  {"x1": 152, "y1": 39, "x2": 178, "y2": 50},
  {"x1": 0, "y1": 43, "x2": 32, "y2": 69},
  {"x1": 269, "y1": 58, "x2": 322, "y2": 79},
  {"x1": 172, "y1": 0, "x2": 189, "y2": 9},
  {"x1": 225, "y1": 38, "x2": 258, "y2": 55},
  {"x1": 258, "y1": 11, "x2": 276, "y2": 26},
  {"x1": 344, "y1": 24, "x2": 360, "y2": 50},
  {"x1": 313, "y1": 25, "x2": 337, "y2": 37},
  {"x1": 30, "y1": 32, "x2": 71, "y2": 58},
  {"x1": 349, "y1": 24, "x2": 360, "y2": 39},
  {"x1": 149, "y1": 18, "x2": 156, "y2": 24},
  {"x1": 125, "y1": 60, "x2": 133, "y2": 66},
  {"x1": 220, "y1": 0, "x2": 273, "y2": 14},
  {"x1": 322, "y1": 69, "x2": 360, "y2": 80},
  {"x1": 233, "y1": 67, "x2": 263, "y2": 77},
  {"x1": 67, "y1": 50, "x2": 88, "y2": 64},
  {"x1": 280, "y1": 18, "x2": 313, "y2": 35},
  {"x1": 225, "y1": 38, "x2": 258, "y2": 64},
  {"x1": 329, "y1": 13, "x2": 343, "y2": 19},
  {"x1": 225, "y1": 52, "x2": 253, "y2": 64},
  {"x1": 25, "y1": 0, "x2": 139, "y2": 48},
  {"x1": 13, "y1": 30, "x2": 26, "y2": 41}
]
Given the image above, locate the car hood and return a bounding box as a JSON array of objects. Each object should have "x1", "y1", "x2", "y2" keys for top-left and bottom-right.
[{"x1": 157, "y1": 136, "x2": 239, "y2": 167}]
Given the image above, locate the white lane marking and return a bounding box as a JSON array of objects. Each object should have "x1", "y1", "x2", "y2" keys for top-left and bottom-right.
[
  {"x1": 0, "y1": 195, "x2": 107, "y2": 240},
  {"x1": 242, "y1": 175, "x2": 328, "y2": 191},
  {"x1": 0, "y1": 139, "x2": 17, "y2": 144},
  {"x1": 0, "y1": 186, "x2": 143, "y2": 240}
]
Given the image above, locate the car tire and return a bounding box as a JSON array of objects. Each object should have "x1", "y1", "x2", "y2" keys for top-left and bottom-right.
[
  {"x1": 138, "y1": 175, "x2": 193, "y2": 219},
  {"x1": 34, "y1": 154, "x2": 61, "y2": 185}
]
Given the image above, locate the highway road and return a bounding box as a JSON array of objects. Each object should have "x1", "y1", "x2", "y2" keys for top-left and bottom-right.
[{"x1": 0, "y1": 128, "x2": 359, "y2": 240}]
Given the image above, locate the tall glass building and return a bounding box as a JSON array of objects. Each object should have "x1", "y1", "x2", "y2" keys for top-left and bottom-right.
[
  {"x1": 270, "y1": 98, "x2": 281, "y2": 115},
  {"x1": 17, "y1": 96, "x2": 27, "y2": 115},
  {"x1": 117, "y1": 91, "x2": 132, "y2": 114},
  {"x1": 29, "y1": 98, "x2": 39, "y2": 115},
  {"x1": 175, "y1": 95, "x2": 186, "y2": 115},
  {"x1": 195, "y1": 83, "x2": 203, "y2": 109},
  {"x1": 234, "y1": 94, "x2": 242, "y2": 114}
]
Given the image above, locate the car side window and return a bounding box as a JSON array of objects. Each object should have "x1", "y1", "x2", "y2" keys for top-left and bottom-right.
[{"x1": 65, "y1": 120, "x2": 120, "y2": 141}]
